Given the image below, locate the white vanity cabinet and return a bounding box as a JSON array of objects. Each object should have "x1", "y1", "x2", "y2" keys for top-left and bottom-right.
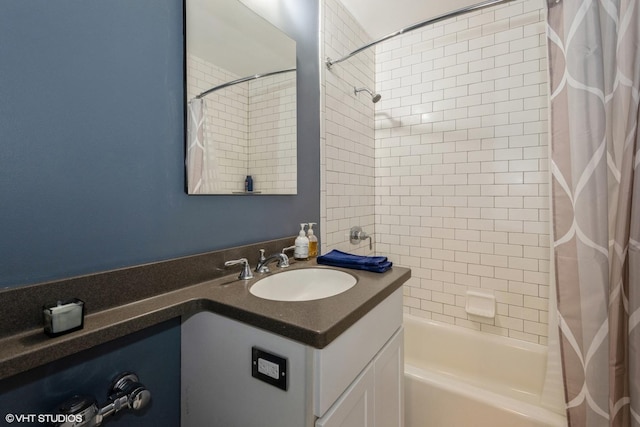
[
  {"x1": 316, "y1": 327, "x2": 403, "y2": 427},
  {"x1": 315, "y1": 358, "x2": 375, "y2": 427},
  {"x1": 181, "y1": 287, "x2": 403, "y2": 427}
]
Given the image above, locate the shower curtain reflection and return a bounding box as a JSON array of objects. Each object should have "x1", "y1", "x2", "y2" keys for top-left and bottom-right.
[
  {"x1": 186, "y1": 98, "x2": 206, "y2": 193},
  {"x1": 186, "y1": 98, "x2": 223, "y2": 194}
]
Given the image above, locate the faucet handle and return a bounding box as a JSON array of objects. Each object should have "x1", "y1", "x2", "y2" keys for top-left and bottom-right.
[
  {"x1": 350, "y1": 226, "x2": 372, "y2": 250},
  {"x1": 282, "y1": 245, "x2": 295, "y2": 255},
  {"x1": 278, "y1": 253, "x2": 290, "y2": 268},
  {"x1": 224, "y1": 258, "x2": 254, "y2": 280}
]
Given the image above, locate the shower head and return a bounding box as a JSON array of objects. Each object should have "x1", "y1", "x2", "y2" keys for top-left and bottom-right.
[{"x1": 354, "y1": 87, "x2": 382, "y2": 103}]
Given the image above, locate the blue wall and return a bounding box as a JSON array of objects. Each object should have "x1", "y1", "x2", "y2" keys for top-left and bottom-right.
[
  {"x1": 0, "y1": 0, "x2": 319, "y2": 424},
  {"x1": 0, "y1": 0, "x2": 320, "y2": 289},
  {"x1": 0, "y1": 320, "x2": 181, "y2": 426}
]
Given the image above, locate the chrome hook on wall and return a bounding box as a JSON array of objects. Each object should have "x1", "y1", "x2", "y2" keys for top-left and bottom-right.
[{"x1": 350, "y1": 226, "x2": 372, "y2": 250}]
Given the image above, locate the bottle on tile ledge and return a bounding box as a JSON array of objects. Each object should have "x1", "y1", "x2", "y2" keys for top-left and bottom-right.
[
  {"x1": 244, "y1": 175, "x2": 253, "y2": 192},
  {"x1": 294, "y1": 223, "x2": 309, "y2": 261},
  {"x1": 307, "y1": 222, "x2": 318, "y2": 258}
]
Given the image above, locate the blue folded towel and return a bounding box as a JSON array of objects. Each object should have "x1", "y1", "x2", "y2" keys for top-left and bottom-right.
[{"x1": 317, "y1": 250, "x2": 392, "y2": 273}]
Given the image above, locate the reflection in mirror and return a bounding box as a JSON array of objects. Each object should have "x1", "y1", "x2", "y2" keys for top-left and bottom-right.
[{"x1": 185, "y1": 0, "x2": 297, "y2": 195}]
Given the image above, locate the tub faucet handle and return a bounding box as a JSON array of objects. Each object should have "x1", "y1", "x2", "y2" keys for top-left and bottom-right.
[{"x1": 350, "y1": 226, "x2": 372, "y2": 250}]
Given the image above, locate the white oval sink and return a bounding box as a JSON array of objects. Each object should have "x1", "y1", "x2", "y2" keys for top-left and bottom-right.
[{"x1": 250, "y1": 268, "x2": 357, "y2": 301}]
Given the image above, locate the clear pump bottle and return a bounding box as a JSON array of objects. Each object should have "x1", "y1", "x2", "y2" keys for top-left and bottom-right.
[
  {"x1": 307, "y1": 223, "x2": 318, "y2": 258},
  {"x1": 294, "y1": 223, "x2": 309, "y2": 260}
]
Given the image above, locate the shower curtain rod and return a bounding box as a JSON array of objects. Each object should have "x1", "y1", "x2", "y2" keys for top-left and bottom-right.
[
  {"x1": 194, "y1": 68, "x2": 296, "y2": 99},
  {"x1": 326, "y1": 0, "x2": 514, "y2": 69}
]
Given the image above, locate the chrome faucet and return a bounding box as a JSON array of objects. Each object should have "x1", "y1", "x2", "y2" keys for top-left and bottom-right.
[
  {"x1": 255, "y1": 249, "x2": 289, "y2": 273},
  {"x1": 224, "y1": 258, "x2": 254, "y2": 280}
]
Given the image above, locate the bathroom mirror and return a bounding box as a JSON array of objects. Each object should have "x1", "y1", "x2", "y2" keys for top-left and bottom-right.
[{"x1": 185, "y1": 0, "x2": 297, "y2": 194}]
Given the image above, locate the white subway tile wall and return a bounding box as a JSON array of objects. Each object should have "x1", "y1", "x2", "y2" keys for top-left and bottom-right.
[
  {"x1": 248, "y1": 74, "x2": 297, "y2": 194},
  {"x1": 321, "y1": 0, "x2": 550, "y2": 343},
  {"x1": 375, "y1": 0, "x2": 549, "y2": 343},
  {"x1": 320, "y1": 0, "x2": 377, "y2": 254},
  {"x1": 187, "y1": 54, "x2": 297, "y2": 193}
]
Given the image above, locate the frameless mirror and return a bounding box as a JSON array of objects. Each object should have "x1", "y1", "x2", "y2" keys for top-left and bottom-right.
[{"x1": 185, "y1": 0, "x2": 297, "y2": 194}]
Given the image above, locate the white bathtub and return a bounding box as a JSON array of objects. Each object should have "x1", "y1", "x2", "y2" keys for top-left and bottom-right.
[{"x1": 404, "y1": 314, "x2": 567, "y2": 427}]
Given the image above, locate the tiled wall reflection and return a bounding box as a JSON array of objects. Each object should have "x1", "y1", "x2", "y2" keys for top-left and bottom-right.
[{"x1": 187, "y1": 54, "x2": 297, "y2": 193}]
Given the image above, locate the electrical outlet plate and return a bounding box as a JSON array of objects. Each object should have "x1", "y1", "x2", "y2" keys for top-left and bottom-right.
[{"x1": 251, "y1": 347, "x2": 288, "y2": 391}]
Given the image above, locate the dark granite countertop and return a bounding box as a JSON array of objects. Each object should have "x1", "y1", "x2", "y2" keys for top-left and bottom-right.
[{"x1": 0, "y1": 260, "x2": 410, "y2": 381}]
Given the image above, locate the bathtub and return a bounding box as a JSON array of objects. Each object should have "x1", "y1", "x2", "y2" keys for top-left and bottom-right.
[{"x1": 404, "y1": 314, "x2": 567, "y2": 427}]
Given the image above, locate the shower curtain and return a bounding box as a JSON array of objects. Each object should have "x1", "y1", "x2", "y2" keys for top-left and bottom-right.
[
  {"x1": 546, "y1": 1, "x2": 639, "y2": 426},
  {"x1": 186, "y1": 98, "x2": 205, "y2": 193}
]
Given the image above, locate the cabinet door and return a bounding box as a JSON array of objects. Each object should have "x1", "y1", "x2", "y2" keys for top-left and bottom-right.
[
  {"x1": 316, "y1": 363, "x2": 374, "y2": 427},
  {"x1": 374, "y1": 327, "x2": 404, "y2": 427}
]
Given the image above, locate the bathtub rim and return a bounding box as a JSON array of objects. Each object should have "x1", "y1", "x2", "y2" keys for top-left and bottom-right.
[
  {"x1": 403, "y1": 312, "x2": 548, "y2": 354},
  {"x1": 405, "y1": 364, "x2": 567, "y2": 427}
]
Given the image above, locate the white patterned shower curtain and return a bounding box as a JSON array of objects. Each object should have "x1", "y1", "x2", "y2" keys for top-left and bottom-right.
[
  {"x1": 186, "y1": 98, "x2": 205, "y2": 193},
  {"x1": 546, "y1": 1, "x2": 640, "y2": 426}
]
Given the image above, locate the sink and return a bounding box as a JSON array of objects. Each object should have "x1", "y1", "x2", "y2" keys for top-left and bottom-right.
[{"x1": 249, "y1": 268, "x2": 357, "y2": 301}]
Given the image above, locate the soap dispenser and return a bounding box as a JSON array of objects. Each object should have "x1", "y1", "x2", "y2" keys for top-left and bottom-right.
[
  {"x1": 307, "y1": 222, "x2": 318, "y2": 258},
  {"x1": 294, "y1": 223, "x2": 309, "y2": 260}
]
